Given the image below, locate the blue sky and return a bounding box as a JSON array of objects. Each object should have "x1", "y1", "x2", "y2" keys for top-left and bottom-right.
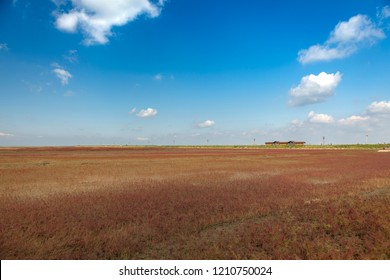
[{"x1": 1, "y1": 0, "x2": 390, "y2": 146}]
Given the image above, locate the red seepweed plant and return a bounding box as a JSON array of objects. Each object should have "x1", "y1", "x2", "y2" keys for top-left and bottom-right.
[{"x1": 0, "y1": 147, "x2": 389, "y2": 259}]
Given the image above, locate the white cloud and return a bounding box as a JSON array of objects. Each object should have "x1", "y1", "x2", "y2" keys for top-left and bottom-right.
[
  {"x1": 335, "y1": 101, "x2": 390, "y2": 127},
  {"x1": 55, "y1": 11, "x2": 83, "y2": 33},
  {"x1": 328, "y1": 15, "x2": 384, "y2": 44},
  {"x1": 298, "y1": 45, "x2": 352, "y2": 63},
  {"x1": 0, "y1": 132, "x2": 14, "y2": 137},
  {"x1": 298, "y1": 14, "x2": 385, "y2": 64},
  {"x1": 307, "y1": 111, "x2": 334, "y2": 124},
  {"x1": 136, "y1": 137, "x2": 149, "y2": 141},
  {"x1": 338, "y1": 115, "x2": 369, "y2": 125},
  {"x1": 366, "y1": 101, "x2": 390, "y2": 115},
  {"x1": 274, "y1": 99, "x2": 390, "y2": 144},
  {"x1": 51, "y1": 62, "x2": 62, "y2": 68},
  {"x1": 53, "y1": 68, "x2": 72, "y2": 85},
  {"x1": 288, "y1": 72, "x2": 342, "y2": 107},
  {"x1": 54, "y1": 0, "x2": 165, "y2": 45},
  {"x1": 137, "y1": 108, "x2": 158, "y2": 118},
  {"x1": 196, "y1": 120, "x2": 216, "y2": 128},
  {"x1": 291, "y1": 119, "x2": 303, "y2": 127}
]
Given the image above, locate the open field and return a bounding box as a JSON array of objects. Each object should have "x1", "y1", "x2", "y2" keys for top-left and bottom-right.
[{"x1": 1, "y1": 146, "x2": 389, "y2": 259}]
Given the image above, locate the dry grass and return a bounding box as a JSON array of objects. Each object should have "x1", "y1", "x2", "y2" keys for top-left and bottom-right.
[{"x1": 0, "y1": 147, "x2": 389, "y2": 259}]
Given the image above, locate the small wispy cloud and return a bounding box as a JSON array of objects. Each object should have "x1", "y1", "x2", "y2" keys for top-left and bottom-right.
[
  {"x1": 137, "y1": 108, "x2": 158, "y2": 118},
  {"x1": 196, "y1": 120, "x2": 216, "y2": 128},
  {"x1": 63, "y1": 50, "x2": 78, "y2": 63},
  {"x1": 22, "y1": 80, "x2": 44, "y2": 93},
  {"x1": 53, "y1": 68, "x2": 72, "y2": 85},
  {"x1": 128, "y1": 107, "x2": 137, "y2": 115},
  {"x1": 154, "y1": 74, "x2": 163, "y2": 81},
  {"x1": 377, "y1": 6, "x2": 390, "y2": 22},
  {"x1": 50, "y1": 0, "x2": 66, "y2": 7},
  {"x1": 137, "y1": 137, "x2": 149, "y2": 141},
  {"x1": 53, "y1": 66, "x2": 72, "y2": 86},
  {"x1": 298, "y1": 14, "x2": 385, "y2": 64},
  {"x1": 288, "y1": 72, "x2": 342, "y2": 107},
  {"x1": 63, "y1": 90, "x2": 74, "y2": 97},
  {"x1": 0, "y1": 43, "x2": 9, "y2": 51},
  {"x1": 0, "y1": 132, "x2": 14, "y2": 137}
]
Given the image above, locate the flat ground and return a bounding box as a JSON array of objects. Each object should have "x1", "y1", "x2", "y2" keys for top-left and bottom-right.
[{"x1": 0, "y1": 147, "x2": 389, "y2": 259}]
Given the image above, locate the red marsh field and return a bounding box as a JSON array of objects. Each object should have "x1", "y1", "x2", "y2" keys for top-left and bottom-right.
[{"x1": 0, "y1": 146, "x2": 389, "y2": 259}]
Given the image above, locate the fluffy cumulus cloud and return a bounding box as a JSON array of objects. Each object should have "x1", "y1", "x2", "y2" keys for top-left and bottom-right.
[
  {"x1": 137, "y1": 108, "x2": 158, "y2": 118},
  {"x1": 338, "y1": 115, "x2": 369, "y2": 125},
  {"x1": 196, "y1": 120, "x2": 215, "y2": 128},
  {"x1": 298, "y1": 14, "x2": 385, "y2": 64},
  {"x1": 288, "y1": 72, "x2": 342, "y2": 107},
  {"x1": 366, "y1": 101, "x2": 390, "y2": 115},
  {"x1": 307, "y1": 111, "x2": 334, "y2": 124},
  {"x1": 53, "y1": 67, "x2": 72, "y2": 85},
  {"x1": 281, "y1": 99, "x2": 390, "y2": 144},
  {"x1": 336, "y1": 101, "x2": 390, "y2": 127},
  {"x1": 53, "y1": 0, "x2": 166, "y2": 45}
]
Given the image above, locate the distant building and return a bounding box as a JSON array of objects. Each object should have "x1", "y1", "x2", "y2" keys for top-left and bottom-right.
[{"x1": 265, "y1": 141, "x2": 306, "y2": 146}]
